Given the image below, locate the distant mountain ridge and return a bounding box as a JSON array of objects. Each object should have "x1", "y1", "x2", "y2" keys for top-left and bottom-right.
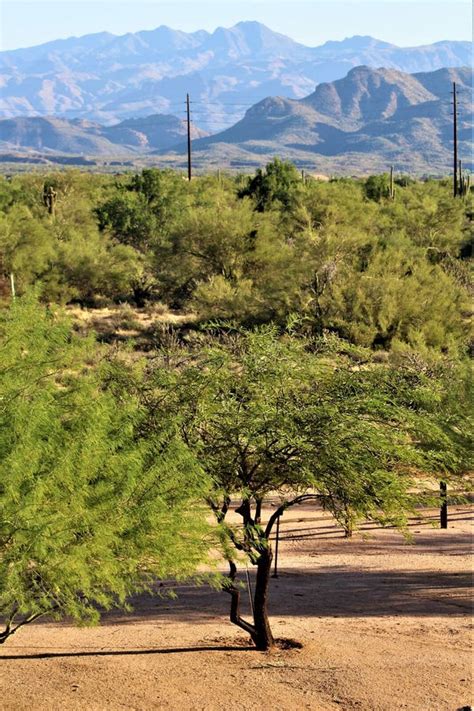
[
  {"x1": 0, "y1": 22, "x2": 470, "y2": 130},
  {"x1": 186, "y1": 65, "x2": 472, "y2": 174},
  {"x1": 0, "y1": 114, "x2": 207, "y2": 155},
  {"x1": 1, "y1": 66, "x2": 471, "y2": 175}
]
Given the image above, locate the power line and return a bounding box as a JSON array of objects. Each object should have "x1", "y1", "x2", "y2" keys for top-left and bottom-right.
[
  {"x1": 452, "y1": 81, "x2": 458, "y2": 198},
  {"x1": 186, "y1": 93, "x2": 192, "y2": 182}
]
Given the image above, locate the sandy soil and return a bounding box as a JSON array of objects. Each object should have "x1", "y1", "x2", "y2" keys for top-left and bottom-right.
[{"x1": 1, "y1": 504, "x2": 472, "y2": 711}]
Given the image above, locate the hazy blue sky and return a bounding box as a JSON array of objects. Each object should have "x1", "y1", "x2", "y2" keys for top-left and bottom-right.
[{"x1": 1, "y1": 1, "x2": 471, "y2": 51}]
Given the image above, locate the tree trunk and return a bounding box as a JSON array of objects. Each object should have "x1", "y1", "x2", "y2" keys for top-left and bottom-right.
[
  {"x1": 252, "y1": 546, "x2": 275, "y2": 651},
  {"x1": 132, "y1": 285, "x2": 147, "y2": 308},
  {"x1": 224, "y1": 560, "x2": 256, "y2": 640},
  {"x1": 343, "y1": 513, "x2": 353, "y2": 538}
]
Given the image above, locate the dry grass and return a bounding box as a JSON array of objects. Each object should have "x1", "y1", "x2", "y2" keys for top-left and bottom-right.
[{"x1": 67, "y1": 304, "x2": 197, "y2": 351}]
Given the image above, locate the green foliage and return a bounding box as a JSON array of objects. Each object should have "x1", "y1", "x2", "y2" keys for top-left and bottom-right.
[
  {"x1": 0, "y1": 173, "x2": 141, "y2": 304},
  {"x1": 153, "y1": 326, "x2": 471, "y2": 534},
  {"x1": 238, "y1": 157, "x2": 303, "y2": 212},
  {"x1": 315, "y1": 240, "x2": 468, "y2": 351},
  {"x1": 95, "y1": 191, "x2": 158, "y2": 252},
  {"x1": 0, "y1": 163, "x2": 470, "y2": 650},
  {"x1": 297, "y1": 336, "x2": 472, "y2": 530},
  {"x1": 96, "y1": 169, "x2": 186, "y2": 251},
  {"x1": 146, "y1": 325, "x2": 470, "y2": 650},
  {"x1": 364, "y1": 173, "x2": 393, "y2": 201},
  {"x1": 0, "y1": 165, "x2": 470, "y2": 355},
  {"x1": 395, "y1": 175, "x2": 416, "y2": 188},
  {"x1": 155, "y1": 190, "x2": 308, "y2": 320},
  {"x1": 0, "y1": 295, "x2": 210, "y2": 642}
]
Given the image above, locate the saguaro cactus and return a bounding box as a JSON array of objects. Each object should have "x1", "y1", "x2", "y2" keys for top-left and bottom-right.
[
  {"x1": 42, "y1": 184, "x2": 57, "y2": 215},
  {"x1": 457, "y1": 161, "x2": 471, "y2": 198},
  {"x1": 389, "y1": 166, "x2": 395, "y2": 200},
  {"x1": 459, "y1": 173, "x2": 471, "y2": 198}
]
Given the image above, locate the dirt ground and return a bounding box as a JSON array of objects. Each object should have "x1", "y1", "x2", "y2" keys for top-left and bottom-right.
[{"x1": 1, "y1": 504, "x2": 472, "y2": 711}]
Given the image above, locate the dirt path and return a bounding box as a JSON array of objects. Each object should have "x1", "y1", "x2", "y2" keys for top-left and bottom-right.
[{"x1": 1, "y1": 505, "x2": 472, "y2": 711}]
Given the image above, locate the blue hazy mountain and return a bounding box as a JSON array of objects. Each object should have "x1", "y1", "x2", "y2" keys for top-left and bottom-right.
[
  {"x1": 0, "y1": 113, "x2": 207, "y2": 155},
  {"x1": 2, "y1": 65, "x2": 471, "y2": 175},
  {"x1": 185, "y1": 65, "x2": 472, "y2": 173},
  {"x1": 0, "y1": 22, "x2": 470, "y2": 131}
]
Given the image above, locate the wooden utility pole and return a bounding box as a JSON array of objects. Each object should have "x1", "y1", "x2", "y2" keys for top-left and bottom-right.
[
  {"x1": 186, "y1": 93, "x2": 192, "y2": 182},
  {"x1": 246, "y1": 566, "x2": 254, "y2": 617},
  {"x1": 452, "y1": 82, "x2": 458, "y2": 198},
  {"x1": 272, "y1": 514, "x2": 282, "y2": 578},
  {"x1": 440, "y1": 481, "x2": 448, "y2": 529}
]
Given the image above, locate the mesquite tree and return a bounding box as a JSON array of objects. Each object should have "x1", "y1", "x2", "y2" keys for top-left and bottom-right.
[
  {"x1": 147, "y1": 327, "x2": 313, "y2": 650},
  {"x1": 0, "y1": 296, "x2": 210, "y2": 644},
  {"x1": 150, "y1": 327, "x2": 471, "y2": 651}
]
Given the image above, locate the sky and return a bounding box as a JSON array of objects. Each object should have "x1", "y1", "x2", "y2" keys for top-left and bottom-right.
[{"x1": 0, "y1": 0, "x2": 471, "y2": 51}]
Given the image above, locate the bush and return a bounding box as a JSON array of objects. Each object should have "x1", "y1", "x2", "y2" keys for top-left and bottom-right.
[{"x1": 0, "y1": 295, "x2": 210, "y2": 643}]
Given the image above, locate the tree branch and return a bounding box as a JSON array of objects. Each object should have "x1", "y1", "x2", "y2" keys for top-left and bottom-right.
[
  {"x1": 264, "y1": 494, "x2": 326, "y2": 538},
  {"x1": 0, "y1": 605, "x2": 60, "y2": 645},
  {"x1": 222, "y1": 561, "x2": 256, "y2": 640}
]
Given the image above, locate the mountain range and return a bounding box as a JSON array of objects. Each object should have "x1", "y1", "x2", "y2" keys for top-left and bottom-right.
[
  {"x1": 0, "y1": 22, "x2": 470, "y2": 131},
  {"x1": 0, "y1": 114, "x2": 206, "y2": 156},
  {"x1": 1, "y1": 65, "x2": 470, "y2": 174},
  {"x1": 185, "y1": 65, "x2": 472, "y2": 174}
]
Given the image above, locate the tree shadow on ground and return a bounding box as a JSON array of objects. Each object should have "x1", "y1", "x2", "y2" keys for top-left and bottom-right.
[
  {"x1": 272, "y1": 507, "x2": 473, "y2": 552},
  {"x1": 0, "y1": 644, "x2": 254, "y2": 661},
  {"x1": 5, "y1": 512, "x2": 472, "y2": 640},
  {"x1": 277, "y1": 508, "x2": 473, "y2": 543},
  {"x1": 99, "y1": 538, "x2": 472, "y2": 624}
]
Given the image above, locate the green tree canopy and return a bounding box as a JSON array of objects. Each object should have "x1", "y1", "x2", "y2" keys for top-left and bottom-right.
[
  {"x1": 146, "y1": 326, "x2": 471, "y2": 650},
  {"x1": 238, "y1": 158, "x2": 303, "y2": 212},
  {"x1": 0, "y1": 168, "x2": 470, "y2": 356},
  {"x1": 0, "y1": 295, "x2": 210, "y2": 643}
]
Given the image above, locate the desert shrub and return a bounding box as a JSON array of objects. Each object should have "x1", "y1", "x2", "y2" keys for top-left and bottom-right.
[
  {"x1": 238, "y1": 157, "x2": 303, "y2": 212},
  {"x1": 0, "y1": 295, "x2": 210, "y2": 644}
]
